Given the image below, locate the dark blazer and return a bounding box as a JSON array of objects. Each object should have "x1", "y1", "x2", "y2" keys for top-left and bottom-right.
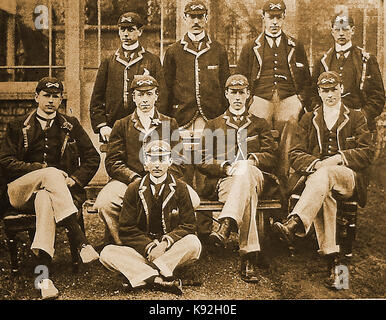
[
  {"x1": 163, "y1": 33, "x2": 230, "y2": 127},
  {"x1": 105, "y1": 109, "x2": 183, "y2": 184},
  {"x1": 89, "y1": 44, "x2": 167, "y2": 133},
  {"x1": 237, "y1": 32, "x2": 312, "y2": 111},
  {"x1": 197, "y1": 109, "x2": 277, "y2": 198},
  {"x1": 118, "y1": 173, "x2": 197, "y2": 257},
  {"x1": 311, "y1": 46, "x2": 385, "y2": 130},
  {"x1": 0, "y1": 110, "x2": 100, "y2": 205},
  {"x1": 289, "y1": 104, "x2": 373, "y2": 207}
]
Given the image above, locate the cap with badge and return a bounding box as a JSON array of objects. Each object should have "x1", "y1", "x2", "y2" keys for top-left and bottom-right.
[
  {"x1": 117, "y1": 12, "x2": 143, "y2": 28},
  {"x1": 145, "y1": 140, "x2": 172, "y2": 157},
  {"x1": 184, "y1": 0, "x2": 208, "y2": 15},
  {"x1": 317, "y1": 71, "x2": 342, "y2": 88},
  {"x1": 262, "y1": 0, "x2": 286, "y2": 13},
  {"x1": 36, "y1": 77, "x2": 64, "y2": 94},
  {"x1": 331, "y1": 13, "x2": 354, "y2": 28},
  {"x1": 130, "y1": 74, "x2": 159, "y2": 91},
  {"x1": 225, "y1": 74, "x2": 249, "y2": 90}
]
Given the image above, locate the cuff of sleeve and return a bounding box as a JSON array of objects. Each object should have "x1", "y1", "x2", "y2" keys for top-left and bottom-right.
[
  {"x1": 145, "y1": 240, "x2": 159, "y2": 256},
  {"x1": 161, "y1": 235, "x2": 174, "y2": 250},
  {"x1": 220, "y1": 160, "x2": 231, "y2": 168},
  {"x1": 129, "y1": 173, "x2": 141, "y2": 184},
  {"x1": 338, "y1": 151, "x2": 348, "y2": 166},
  {"x1": 306, "y1": 159, "x2": 320, "y2": 173},
  {"x1": 97, "y1": 123, "x2": 108, "y2": 130},
  {"x1": 247, "y1": 153, "x2": 259, "y2": 167},
  {"x1": 70, "y1": 175, "x2": 83, "y2": 188}
]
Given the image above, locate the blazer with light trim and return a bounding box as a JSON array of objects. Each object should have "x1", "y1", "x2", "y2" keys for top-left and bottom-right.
[
  {"x1": 289, "y1": 104, "x2": 373, "y2": 207},
  {"x1": 89, "y1": 44, "x2": 167, "y2": 133},
  {"x1": 118, "y1": 173, "x2": 196, "y2": 257},
  {"x1": 237, "y1": 32, "x2": 312, "y2": 111}
]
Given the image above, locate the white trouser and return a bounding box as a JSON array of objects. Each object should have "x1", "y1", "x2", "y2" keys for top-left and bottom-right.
[
  {"x1": 217, "y1": 161, "x2": 264, "y2": 254},
  {"x1": 289, "y1": 165, "x2": 356, "y2": 255},
  {"x1": 7, "y1": 167, "x2": 78, "y2": 257},
  {"x1": 99, "y1": 234, "x2": 202, "y2": 287}
]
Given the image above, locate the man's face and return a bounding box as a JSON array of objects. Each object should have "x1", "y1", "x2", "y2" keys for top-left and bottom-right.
[
  {"x1": 318, "y1": 84, "x2": 342, "y2": 108},
  {"x1": 35, "y1": 90, "x2": 62, "y2": 114},
  {"x1": 184, "y1": 13, "x2": 208, "y2": 35},
  {"x1": 119, "y1": 25, "x2": 142, "y2": 46},
  {"x1": 225, "y1": 88, "x2": 250, "y2": 111},
  {"x1": 145, "y1": 154, "x2": 172, "y2": 178},
  {"x1": 262, "y1": 12, "x2": 285, "y2": 35},
  {"x1": 331, "y1": 24, "x2": 355, "y2": 46},
  {"x1": 133, "y1": 88, "x2": 158, "y2": 113}
]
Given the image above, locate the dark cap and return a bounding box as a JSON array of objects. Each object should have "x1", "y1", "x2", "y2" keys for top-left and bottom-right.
[
  {"x1": 36, "y1": 77, "x2": 64, "y2": 94},
  {"x1": 262, "y1": 0, "x2": 286, "y2": 13},
  {"x1": 331, "y1": 13, "x2": 354, "y2": 28},
  {"x1": 317, "y1": 71, "x2": 342, "y2": 88},
  {"x1": 145, "y1": 140, "x2": 172, "y2": 157},
  {"x1": 225, "y1": 74, "x2": 249, "y2": 90},
  {"x1": 184, "y1": 0, "x2": 208, "y2": 15},
  {"x1": 117, "y1": 12, "x2": 143, "y2": 28},
  {"x1": 131, "y1": 74, "x2": 159, "y2": 91}
]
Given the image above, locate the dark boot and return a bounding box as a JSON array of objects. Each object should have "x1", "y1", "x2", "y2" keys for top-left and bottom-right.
[
  {"x1": 209, "y1": 217, "x2": 235, "y2": 247},
  {"x1": 151, "y1": 276, "x2": 183, "y2": 295},
  {"x1": 273, "y1": 215, "x2": 303, "y2": 245},
  {"x1": 240, "y1": 252, "x2": 260, "y2": 283}
]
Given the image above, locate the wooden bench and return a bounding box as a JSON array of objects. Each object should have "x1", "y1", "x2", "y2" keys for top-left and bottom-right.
[{"x1": 2, "y1": 206, "x2": 85, "y2": 274}]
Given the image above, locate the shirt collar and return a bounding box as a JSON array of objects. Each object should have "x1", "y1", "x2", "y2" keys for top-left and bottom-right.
[
  {"x1": 265, "y1": 30, "x2": 282, "y2": 48},
  {"x1": 136, "y1": 107, "x2": 155, "y2": 120},
  {"x1": 122, "y1": 41, "x2": 139, "y2": 51},
  {"x1": 323, "y1": 101, "x2": 341, "y2": 113},
  {"x1": 36, "y1": 108, "x2": 56, "y2": 120},
  {"x1": 229, "y1": 106, "x2": 246, "y2": 116},
  {"x1": 149, "y1": 173, "x2": 167, "y2": 185},
  {"x1": 187, "y1": 31, "x2": 205, "y2": 42},
  {"x1": 335, "y1": 41, "x2": 352, "y2": 53}
]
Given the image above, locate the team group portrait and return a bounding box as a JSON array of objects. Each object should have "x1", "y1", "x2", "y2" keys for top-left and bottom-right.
[{"x1": 0, "y1": 0, "x2": 385, "y2": 301}]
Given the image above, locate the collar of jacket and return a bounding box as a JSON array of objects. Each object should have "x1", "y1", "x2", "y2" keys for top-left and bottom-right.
[
  {"x1": 320, "y1": 46, "x2": 369, "y2": 91},
  {"x1": 131, "y1": 108, "x2": 162, "y2": 135},
  {"x1": 114, "y1": 44, "x2": 146, "y2": 68},
  {"x1": 22, "y1": 110, "x2": 73, "y2": 151},
  {"x1": 222, "y1": 108, "x2": 251, "y2": 130},
  {"x1": 138, "y1": 173, "x2": 177, "y2": 233},
  {"x1": 253, "y1": 32, "x2": 296, "y2": 80},
  {"x1": 180, "y1": 32, "x2": 212, "y2": 57},
  {"x1": 312, "y1": 104, "x2": 350, "y2": 153}
]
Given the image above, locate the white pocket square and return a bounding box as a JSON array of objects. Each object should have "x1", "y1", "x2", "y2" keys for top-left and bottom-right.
[{"x1": 296, "y1": 62, "x2": 304, "y2": 67}]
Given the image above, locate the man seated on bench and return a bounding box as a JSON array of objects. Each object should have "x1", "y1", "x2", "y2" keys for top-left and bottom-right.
[
  {"x1": 0, "y1": 77, "x2": 100, "y2": 299},
  {"x1": 100, "y1": 140, "x2": 201, "y2": 295},
  {"x1": 198, "y1": 74, "x2": 277, "y2": 283},
  {"x1": 93, "y1": 74, "x2": 200, "y2": 247},
  {"x1": 273, "y1": 71, "x2": 373, "y2": 289}
]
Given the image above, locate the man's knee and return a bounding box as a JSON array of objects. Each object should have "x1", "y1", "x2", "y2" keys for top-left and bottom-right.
[
  {"x1": 41, "y1": 167, "x2": 66, "y2": 183},
  {"x1": 99, "y1": 244, "x2": 119, "y2": 263},
  {"x1": 187, "y1": 185, "x2": 200, "y2": 209},
  {"x1": 182, "y1": 234, "x2": 202, "y2": 257}
]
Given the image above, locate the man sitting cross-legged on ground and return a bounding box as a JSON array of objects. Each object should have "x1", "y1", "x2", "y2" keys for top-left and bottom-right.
[
  {"x1": 99, "y1": 140, "x2": 201, "y2": 295},
  {"x1": 0, "y1": 77, "x2": 100, "y2": 299},
  {"x1": 93, "y1": 74, "x2": 200, "y2": 248},
  {"x1": 273, "y1": 71, "x2": 373, "y2": 289},
  {"x1": 197, "y1": 74, "x2": 277, "y2": 283}
]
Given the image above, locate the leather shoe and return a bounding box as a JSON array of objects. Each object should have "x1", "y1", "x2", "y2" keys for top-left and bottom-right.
[
  {"x1": 38, "y1": 279, "x2": 59, "y2": 300},
  {"x1": 209, "y1": 217, "x2": 234, "y2": 247},
  {"x1": 240, "y1": 252, "x2": 260, "y2": 283},
  {"x1": 273, "y1": 215, "x2": 302, "y2": 245},
  {"x1": 325, "y1": 253, "x2": 348, "y2": 290},
  {"x1": 152, "y1": 277, "x2": 183, "y2": 295}
]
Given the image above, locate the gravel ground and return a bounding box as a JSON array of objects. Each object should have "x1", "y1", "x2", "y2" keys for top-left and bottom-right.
[{"x1": 0, "y1": 161, "x2": 385, "y2": 301}]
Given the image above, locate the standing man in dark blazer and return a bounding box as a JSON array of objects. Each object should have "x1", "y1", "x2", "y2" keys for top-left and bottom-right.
[
  {"x1": 163, "y1": 0, "x2": 230, "y2": 240},
  {"x1": 89, "y1": 12, "x2": 167, "y2": 142},
  {"x1": 0, "y1": 77, "x2": 101, "y2": 299},
  {"x1": 273, "y1": 71, "x2": 373, "y2": 289},
  {"x1": 310, "y1": 13, "x2": 385, "y2": 134},
  {"x1": 100, "y1": 140, "x2": 201, "y2": 295},
  {"x1": 198, "y1": 74, "x2": 277, "y2": 283},
  {"x1": 237, "y1": 0, "x2": 312, "y2": 189},
  {"x1": 93, "y1": 75, "x2": 200, "y2": 246}
]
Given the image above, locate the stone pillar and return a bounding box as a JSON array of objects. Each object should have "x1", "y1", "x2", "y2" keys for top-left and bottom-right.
[
  {"x1": 283, "y1": 0, "x2": 297, "y2": 37},
  {"x1": 65, "y1": 0, "x2": 84, "y2": 121}
]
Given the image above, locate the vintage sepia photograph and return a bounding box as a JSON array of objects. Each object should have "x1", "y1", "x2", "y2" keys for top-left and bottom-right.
[{"x1": 0, "y1": 0, "x2": 384, "y2": 305}]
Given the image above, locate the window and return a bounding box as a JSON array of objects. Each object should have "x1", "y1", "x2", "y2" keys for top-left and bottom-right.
[{"x1": 0, "y1": 0, "x2": 66, "y2": 82}]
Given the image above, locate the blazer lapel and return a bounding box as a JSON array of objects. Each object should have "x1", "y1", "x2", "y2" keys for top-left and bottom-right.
[
  {"x1": 138, "y1": 176, "x2": 153, "y2": 230},
  {"x1": 321, "y1": 48, "x2": 334, "y2": 72},
  {"x1": 253, "y1": 33, "x2": 264, "y2": 79},
  {"x1": 22, "y1": 110, "x2": 37, "y2": 150},
  {"x1": 336, "y1": 104, "x2": 350, "y2": 150},
  {"x1": 162, "y1": 174, "x2": 176, "y2": 211},
  {"x1": 312, "y1": 107, "x2": 324, "y2": 153}
]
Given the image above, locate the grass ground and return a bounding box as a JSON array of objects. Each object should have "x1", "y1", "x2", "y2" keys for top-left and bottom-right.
[{"x1": 0, "y1": 158, "x2": 385, "y2": 300}]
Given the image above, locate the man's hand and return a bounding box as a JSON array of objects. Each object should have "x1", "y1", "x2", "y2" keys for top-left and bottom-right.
[
  {"x1": 315, "y1": 154, "x2": 344, "y2": 170},
  {"x1": 66, "y1": 177, "x2": 76, "y2": 187},
  {"x1": 99, "y1": 126, "x2": 112, "y2": 142},
  {"x1": 147, "y1": 241, "x2": 168, "y2": 262}
]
